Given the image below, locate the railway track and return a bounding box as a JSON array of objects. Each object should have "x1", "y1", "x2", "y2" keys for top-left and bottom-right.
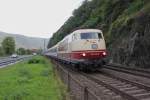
[
  {"x1": 52, "y1": 60, "x2": 150, "y2": 100},
  {"x1": 104, "y1": 64, "x2": 150, "y2": 79},
  {"x1": 82, "y1": 72, "x2": 150, "y2": 100},
  {"x1": 55, "y1": 62, "x2": 124, "y2": 100}
]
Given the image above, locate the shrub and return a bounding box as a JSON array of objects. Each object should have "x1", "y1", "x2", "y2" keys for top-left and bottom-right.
[{"x1": 28, "y1": 58, "x2": 45, "y2": 64}]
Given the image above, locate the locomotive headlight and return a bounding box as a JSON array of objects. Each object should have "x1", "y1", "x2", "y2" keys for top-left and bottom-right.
[
  {"x1": 102, "y1": 52, "x2": 106, "y2": 56},
  {"x1": 82, "y1": 53, "x2": 86, "y2": 56}
]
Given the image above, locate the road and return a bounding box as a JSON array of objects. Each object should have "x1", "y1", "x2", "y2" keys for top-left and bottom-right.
[{"x1": 0, "y1": 55, "x2": 33, "y2": 68}]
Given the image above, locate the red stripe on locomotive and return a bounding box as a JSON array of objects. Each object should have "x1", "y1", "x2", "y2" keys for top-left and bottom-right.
[{"x1": 71, "y1": 50, "x2": 107, "y2": 59}]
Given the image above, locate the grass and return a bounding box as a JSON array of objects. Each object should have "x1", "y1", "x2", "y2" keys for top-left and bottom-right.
[{"x1": 0, "y1": 56, "x2": 68, "y2": 100}]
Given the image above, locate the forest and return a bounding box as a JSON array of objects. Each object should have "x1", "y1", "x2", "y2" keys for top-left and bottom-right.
[{"x1": 47, "y1": 0, "x2": 150, "y2": 67}]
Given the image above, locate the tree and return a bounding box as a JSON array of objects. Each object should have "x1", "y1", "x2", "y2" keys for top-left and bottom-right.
[
  {"x1": 47, "y1": 0, "x2": 93, "y2": 48},
  {"x1": 37, "y1": 48, "x2": 43, "y2": 55},
  {"x1": 26, "y1": 49, "x2": 32, "y2": 55},
  {"x1": 0, "y1": 46, "x2": 4, "y2": 56},
  {"x1": 16, "y1": 48, "x2": 26, "y2": 55},
  {"x1": 2, "y1": 37, "x2": 15, "y2": 55}
]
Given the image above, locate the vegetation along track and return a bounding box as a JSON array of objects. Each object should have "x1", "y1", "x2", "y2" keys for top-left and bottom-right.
[
  {"x1": 104, "y1": 64, "x2": 150, "y2": 79},
  {"x1": 81, "y1": 71, "x2": 150, "y2": 100}
]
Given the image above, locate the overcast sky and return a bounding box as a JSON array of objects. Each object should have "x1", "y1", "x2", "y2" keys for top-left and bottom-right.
[{"x1": 0, "y1": 0, "x2": 84, "y2": 38}]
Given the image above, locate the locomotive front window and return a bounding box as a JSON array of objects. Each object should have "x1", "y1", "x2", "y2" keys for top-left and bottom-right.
[{"x1": 80, "y1": 32, "x2": 102, "y2": 39}]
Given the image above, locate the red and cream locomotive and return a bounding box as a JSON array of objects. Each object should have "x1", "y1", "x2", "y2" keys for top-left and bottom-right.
[{"x1": 46, "y1": 29, "x2": 107, "y2": 70}]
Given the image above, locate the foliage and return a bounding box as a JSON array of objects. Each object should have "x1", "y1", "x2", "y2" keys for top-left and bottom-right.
[
  {"x1": 0, "y1": 56, "x2": 68, "y2": 100},
  {"x1": 16, "y1": 48, "x2": 26, "y2": 55},
  {"x1": 36, "y1": 48, "x2": 43, "y2": 55},
  {"x1": 47, "y1": 0, "x2": 149, "y2": 48},
  {"x1": 47, "y1": 0, "x2": 93, "y2": 48},
  {"x1": 16, "y1": 48, "x2": 33, "y2": 55},
  {"x1": 28, "y1": 58, "x2": 45, "y2": 64},
  {"x1": 25, "y1": 49, "x2": 32, "y2": 55},
  {"x1": 0, "y1": 46, "x2": 4, "y2": 56},
  {"x1": 2, "y1": 37, "x2": 16, "y2": 55}
]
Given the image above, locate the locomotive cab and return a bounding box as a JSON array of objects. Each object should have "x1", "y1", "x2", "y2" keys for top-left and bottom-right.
[
  {"x1": 70, "y1": 29, "x2": 107, "y2": 69},
  {"x1": 71, "y1": 30, "x2": 106, "y2": 59}
]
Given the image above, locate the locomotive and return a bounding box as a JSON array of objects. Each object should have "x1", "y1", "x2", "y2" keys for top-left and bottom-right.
[{"x1": 45, "y1": 29, "x2": 107, "y2": 70}]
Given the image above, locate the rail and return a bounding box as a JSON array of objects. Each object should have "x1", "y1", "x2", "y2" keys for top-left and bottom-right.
[
  {"x1": 52, "y1": 60, "x2": 101, "y2": 100},
  {"x1": 104, "y1": 64, "x2": 150, "y2": 79}
]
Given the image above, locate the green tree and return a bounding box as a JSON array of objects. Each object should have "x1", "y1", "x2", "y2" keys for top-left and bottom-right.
[
  {"x1": 26, "y1": 49, "x2": 32, "y2": 55},
  {"x1": 2, "y1": 37, "x2": 15, "y2": 55},
  {"x1": 16, "y1": 48, "x2": 26, "y2": 55},
  {"x1": 0, "y1": 46, "x2": 4, "y2": 56}
]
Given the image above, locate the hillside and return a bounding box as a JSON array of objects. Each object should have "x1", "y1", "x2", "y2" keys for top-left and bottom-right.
[
  {"x1": 47, "y1": 0, "x2": 150, "y2": 68},
  {"x1": 0, "y1": 32, "x2": 49, "y2": 49}
]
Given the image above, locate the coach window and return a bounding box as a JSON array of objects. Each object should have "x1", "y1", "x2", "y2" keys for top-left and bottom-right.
[
  {"x1": 64, "y1": 39, "x2": 68, "y2": 50},
  {"x1": 75, "y1": 34, "x2": 78, "y2": 40},
  {"x1": 72, "y1": 34, "x2": 77, "y2": 41},
  {"x1": 98, "y1": 33, "x2": 102, "y2": 39},
  {"x1": 72, "y1": 34, "x2": 74, "y2": 41}
]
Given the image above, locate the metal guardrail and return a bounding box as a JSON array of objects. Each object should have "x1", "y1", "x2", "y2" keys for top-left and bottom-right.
[
  {"x1": 0, "y1": 57, "x2": 8, "y2": 60},
  {"x1": 52, "y1": 60, "x2": 101, "y2": 100},
  {"x1": 0, "y1": 55, "x2": 33, "y2": 67}
]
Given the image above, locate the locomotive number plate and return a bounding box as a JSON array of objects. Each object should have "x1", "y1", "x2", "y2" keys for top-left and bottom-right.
[{"x1": 91, "y1": 44, "x2": 98, "y2": 49}]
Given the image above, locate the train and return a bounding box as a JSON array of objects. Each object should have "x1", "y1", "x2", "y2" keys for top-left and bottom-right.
[{"x1": 45, "y1": 29, "x2": 107, "y2": 70}]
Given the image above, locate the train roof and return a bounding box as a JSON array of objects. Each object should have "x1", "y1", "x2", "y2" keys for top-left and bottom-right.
[
  {"x1": 47, "y1": 44, "x2": 58, "y2": 51},
  {"x1": 73, "y1": 29, "x2": 102, "y2": 33},
  {"x1": 47, "y1": 29, "x2": 103, "y2": 50}
]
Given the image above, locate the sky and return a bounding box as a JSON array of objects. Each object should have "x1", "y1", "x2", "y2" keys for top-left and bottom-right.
[{"x1": 0, "y1": 0, "x2": 84, "y2": 38}]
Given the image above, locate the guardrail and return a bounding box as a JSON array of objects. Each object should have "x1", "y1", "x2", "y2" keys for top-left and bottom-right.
[
  {"x1": 52, "y1": 60, "x2": 101, "y2": 100},
  {"x1": 0, "y1": 57, "x2": 8, "y2": 60},
  {"x1": 0, "y1": 56, "x2": 33, "y2": 67}
]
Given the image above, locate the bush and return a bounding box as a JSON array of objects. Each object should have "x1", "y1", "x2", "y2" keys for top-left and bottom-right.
[{"x1": 28, "y1": 58, "x2": 45, "y2": 64}]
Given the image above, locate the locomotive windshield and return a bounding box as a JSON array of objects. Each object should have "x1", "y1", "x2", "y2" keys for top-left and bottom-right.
[{"x1": 80, "y1": 32, "x2": 102, "y2": 39}]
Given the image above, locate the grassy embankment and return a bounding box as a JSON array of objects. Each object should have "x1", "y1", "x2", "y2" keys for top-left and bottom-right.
[{"x1": 0, "y1": 56, "x2": 68, "y2": 100}]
